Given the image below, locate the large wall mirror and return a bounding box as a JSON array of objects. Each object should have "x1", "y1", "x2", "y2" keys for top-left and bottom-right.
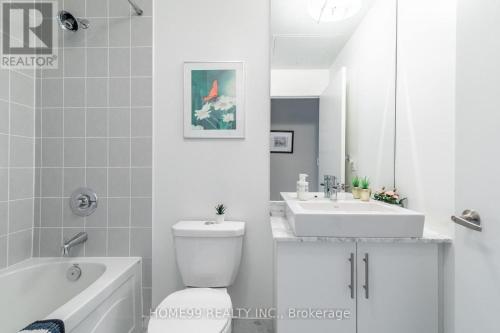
[{"x1": 270, "y1": 0, "x2": 397, "y2": 200}]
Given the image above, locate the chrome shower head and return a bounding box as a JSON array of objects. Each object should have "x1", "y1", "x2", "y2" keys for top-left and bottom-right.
[{"x1": 57, "y1": 10, "x2": 89, "y2": 32}]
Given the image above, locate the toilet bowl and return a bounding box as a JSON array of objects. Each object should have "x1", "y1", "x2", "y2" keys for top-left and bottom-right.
[
  {"x1": 148, "y1": 220, "x2": 245, "y2": 333},
  {"x1": 148, "y1": 288, "x2": 232, "y2": 333}
]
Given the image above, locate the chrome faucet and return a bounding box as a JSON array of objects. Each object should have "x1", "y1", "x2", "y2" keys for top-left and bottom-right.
[
  {"x1": 321, "y1": 175, "x2": 339, "y2": 200},
  {"x1": 62, "y1": 232, "x2": 88, "y2": 257}
]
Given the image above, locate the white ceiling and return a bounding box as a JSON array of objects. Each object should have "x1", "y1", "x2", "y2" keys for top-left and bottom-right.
[{"x1": 271, "y1": 0, "x2": 374, "y2": 69}]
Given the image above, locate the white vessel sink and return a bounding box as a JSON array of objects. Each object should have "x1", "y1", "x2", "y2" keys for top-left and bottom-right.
[{"x1": 282, "y1": 192, "x2": 425, "y2": 237}]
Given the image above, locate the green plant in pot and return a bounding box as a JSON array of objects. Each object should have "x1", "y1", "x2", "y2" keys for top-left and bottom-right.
[
  {"x1": 360, "y1": 177, "x2": 371, "y2": 201},
  {"x1": 215, "y1": 204, "x2": 227, "y2": 223},
  {"x1": 351, "y1": 176, "x2": 361, "y2": 199}
]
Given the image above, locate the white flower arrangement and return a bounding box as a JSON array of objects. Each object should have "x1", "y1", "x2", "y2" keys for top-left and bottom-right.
[{"x1": 192, "y1": 95, "x2": 237, "y2": 130}]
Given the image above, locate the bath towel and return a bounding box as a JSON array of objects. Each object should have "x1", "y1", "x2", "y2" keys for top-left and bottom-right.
[{"x1": 19, "y1": 319, "x2": 65, "y2": 333}]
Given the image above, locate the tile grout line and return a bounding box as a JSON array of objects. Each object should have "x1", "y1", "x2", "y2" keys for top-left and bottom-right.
[
  {"x1": 60, "y1": 0, "x2": 66, "y2": 256},
  {"x1": 106, "y1": 0, "x2": 111, "y2": 257},
  {"x1": 6, "y1": 66, "x2": 11, "y2": 266},
  {"x1": 129, "y1": 2, "x2": 133, "y2": 257},
  {"x1": 69, "y1": 15, "x2": 153, "y2": 19},
  {"x1": 40, "y1": 75, "x2": 152, "y2": 80},
  {"x1": 5, "y1": 226, "x2": 35, "y2": 237},
  {"x1": 38, "y1": 50, "x2": 44, "y2": 257},
  {"x1": 27, "y1": 196, "x2": 152, "y2": 199},
  {"x1": 36, "y1": 105, "x2": 153, "y2": 108},
  {"x1": 0, "y1": 166, "x2": 38, "y2": 169},
  {"x1": 5, "y1": 97, "x2": 37, "y2": 109},
  {"x1": 32, "y1": 166, "x2": 151, "y2": 169},
  {"x1": 30, "y1": 135, "x2": 153, "y2": 139},
  {"x1": 50, "y1": 45, "x2": 152, "y2": 49},
  {"x1": 9, "y1": 68, "x2": 34, "y2": 80},
  {"x1": 1, "y1": 197, "x2": 36, "y2": 203},
  {"x1": 34, "y1": 226, "x2": 152, "y2": 229},
  {"x1": 82, "y1": 0, "x2": 88, "y2": 257},
  {"x1": 31, "y1": 37, "x2": 36, "y2": 259}
]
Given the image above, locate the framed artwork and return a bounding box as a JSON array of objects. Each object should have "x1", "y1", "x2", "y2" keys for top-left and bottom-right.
[
  {"x1": 184, "y1": 61, "x2": 245, "y2": 138},
  {"x1": 270, "y1": 130, "x2": 294, "y2": 153}
]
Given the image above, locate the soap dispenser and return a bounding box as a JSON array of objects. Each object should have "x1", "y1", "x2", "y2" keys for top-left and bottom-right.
[{"x1": 297, "y1": 173, "x2": 309, "y2": 201}]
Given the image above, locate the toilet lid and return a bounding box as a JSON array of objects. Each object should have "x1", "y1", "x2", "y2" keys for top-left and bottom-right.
[{"x1": 148, "y1": 288, "x2": 232, "y2": 333}]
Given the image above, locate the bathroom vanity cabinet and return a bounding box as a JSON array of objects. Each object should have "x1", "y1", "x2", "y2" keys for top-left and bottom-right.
[{"x1": 274, "y1": 240, "x2": 439, "y2": 333}]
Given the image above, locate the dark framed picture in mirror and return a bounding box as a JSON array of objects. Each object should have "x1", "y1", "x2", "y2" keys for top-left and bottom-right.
[{"x1": 270, "y1": 130, "x2": 294, "y2": 154}]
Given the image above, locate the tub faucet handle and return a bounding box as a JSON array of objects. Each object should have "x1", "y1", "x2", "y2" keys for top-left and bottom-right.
[{"x1": 70, "y1": 188, "x2": 98, "y2": 217}]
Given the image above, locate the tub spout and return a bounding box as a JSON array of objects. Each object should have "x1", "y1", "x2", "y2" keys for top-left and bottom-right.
[{"x1": 62, "y1": 232, "x2": 88, "y2": 257}]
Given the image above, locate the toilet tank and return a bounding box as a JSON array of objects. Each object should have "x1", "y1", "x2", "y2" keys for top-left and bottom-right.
[{"x1": 172, "y1": 221, "x2": 245, "y2": 287}]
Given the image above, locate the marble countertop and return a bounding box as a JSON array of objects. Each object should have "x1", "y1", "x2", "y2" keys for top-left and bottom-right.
[{"x1": 270, "y1": 216, "x2": 452, "y2": 244}]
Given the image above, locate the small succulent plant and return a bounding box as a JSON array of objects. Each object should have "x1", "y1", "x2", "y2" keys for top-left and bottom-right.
[
  {"x1": 360, "y1": 177, "x2": 370, "y2": 190},
  {"x1": 215, "y1": 204, "x2": 227, "y2": 216},
  {"x1": 352, "y1": 176, "x2": 360, "y2": 188}
]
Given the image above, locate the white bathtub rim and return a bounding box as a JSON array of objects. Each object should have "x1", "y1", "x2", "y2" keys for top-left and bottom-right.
[
  {"x1": 52, "y1": 257, "x2": 142, "y2": 331},
  {"x1": 1, "y1": 257, "x2": 142, "y2": 332}
]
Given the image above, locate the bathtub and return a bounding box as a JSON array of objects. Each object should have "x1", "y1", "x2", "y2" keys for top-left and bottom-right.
[{"x1": 0, "y1": 257, "x2": 143, "y2": 333}]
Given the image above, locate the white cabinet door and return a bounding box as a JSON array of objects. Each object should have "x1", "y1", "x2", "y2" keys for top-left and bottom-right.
[
  {"x1": 356, "y1": 243, "x2": 438, "y2": 333},
  {"x1": 275, "y1": 242, "x2": 356, "y2": 333}
]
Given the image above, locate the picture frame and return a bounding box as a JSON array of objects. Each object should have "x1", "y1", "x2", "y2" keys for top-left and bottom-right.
[
  {"x1": 184, "y1": 61, "x2": 245, "y2": 138},
  {"x1": 270, "y1": 130, "x2": 294, "y2": 154}
]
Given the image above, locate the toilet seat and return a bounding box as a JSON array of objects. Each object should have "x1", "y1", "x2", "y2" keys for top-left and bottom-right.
[{"x1": 148, "y1": 288, "x2": 232, "y2": 333}]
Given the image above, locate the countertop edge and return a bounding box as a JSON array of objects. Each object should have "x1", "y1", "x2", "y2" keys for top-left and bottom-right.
[{"x1": 270, "y1": 216, "x2": 453, "y2": 244}]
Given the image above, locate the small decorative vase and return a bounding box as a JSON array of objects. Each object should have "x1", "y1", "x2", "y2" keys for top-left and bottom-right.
[
  {"x1": 215, "y1": 214, "x2": 225, "y2": 224},
  {"x1": 360, "y1": 189, "x2": 371, "y2": 202},
  {"x1": 352, "y1": 187, "x2": 361, "y2": 199}
]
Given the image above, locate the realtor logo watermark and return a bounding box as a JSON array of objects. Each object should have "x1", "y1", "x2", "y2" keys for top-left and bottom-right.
[
  {"x1": 150, "y1": 307, "x2": 353, "y2": 321},
  {"x1": 1, "y1": 1, "x2": 58, "y2": 69}
]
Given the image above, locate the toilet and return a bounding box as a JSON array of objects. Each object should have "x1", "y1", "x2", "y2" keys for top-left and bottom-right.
[{"x1": 148, "y1": 220, "x2": 245, "y2": 333}]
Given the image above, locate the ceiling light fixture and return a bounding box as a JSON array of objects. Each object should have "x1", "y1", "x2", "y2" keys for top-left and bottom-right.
[{"x1": 308, "y1": 0, "x2": 363, "y2": 23}]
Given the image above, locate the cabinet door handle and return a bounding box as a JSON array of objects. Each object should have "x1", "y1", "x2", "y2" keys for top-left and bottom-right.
[
  {"x1": 363, "y1": 253, "x2": 369, "y2": 299},
  {"x1": 348, "y1": 253, "x2": 355, "y2": 299}
]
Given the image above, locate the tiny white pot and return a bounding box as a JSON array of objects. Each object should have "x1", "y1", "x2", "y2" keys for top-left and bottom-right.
[{"x1": 215, "y1": 214, "x2": 225, "y2": 224}]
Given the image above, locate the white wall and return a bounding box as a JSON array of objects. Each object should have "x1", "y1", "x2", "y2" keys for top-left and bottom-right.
[
  {"x1": 271, "y1": 69, "x2": 329, "y2": 97},
  {"x1": 152, "y1": 0, "x2": 272, "y2": 315},
  {"x1": 395, "y1": 2, "x2": 456, "y2": 331},
  {"x1": 325, "y1": 0, "x2": 397, "y2": 190},
  {"x1": 395, "y1": 0, "x2": 456, "y2": 235},
  {"x1": 270, "y1": 99, "x2": 319, "y2": 200}
]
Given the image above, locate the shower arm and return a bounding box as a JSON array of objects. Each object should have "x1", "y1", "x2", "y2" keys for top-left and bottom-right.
[{"x1": 127, "y1": 0, "x2": 143, "y2": 16}]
